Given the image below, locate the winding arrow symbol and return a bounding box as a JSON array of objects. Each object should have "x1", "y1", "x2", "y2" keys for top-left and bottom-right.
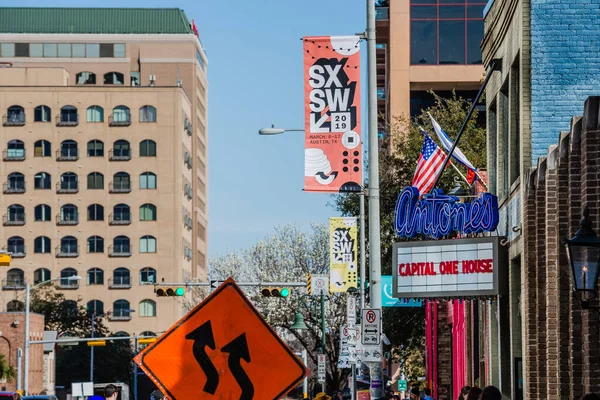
[
  {"x1": 221, "y1": 333, "x2": 254, "y2": 400},
  {"x1": 185, "y1": 321, "x2": 219, "y2": 395}
]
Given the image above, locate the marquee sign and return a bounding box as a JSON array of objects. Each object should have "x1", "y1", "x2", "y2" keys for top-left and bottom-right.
[
  {"x1": 392, "y1": 237, "x2": 507, "y2": 298},
  {"x1": 394, "y1": 186, "x2": 499, "y2": 239}
]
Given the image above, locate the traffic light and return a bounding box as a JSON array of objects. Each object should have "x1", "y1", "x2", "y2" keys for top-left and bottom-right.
[
  {"x1": 155, "y1": 286, "x2": 185, "y2": 297},
  {"x1": 261, "y1": 287, "x2": 290, "y2": 298}
]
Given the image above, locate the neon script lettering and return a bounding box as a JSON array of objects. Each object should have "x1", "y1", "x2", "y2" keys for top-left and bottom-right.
[{"x1": 394, "y1": 186, "x2": 500, "y2": 239}]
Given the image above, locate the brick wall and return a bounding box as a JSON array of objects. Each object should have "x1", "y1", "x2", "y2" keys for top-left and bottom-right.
[
  {"x1": 436, "y1": 302, "x2": 452, "y2": 400},
  {"x1": 524, "y1": 96, "x2": 600, "y2": 398},
  {"x1": 530, "y1": 0, "x2": 600, "y2": 161}
]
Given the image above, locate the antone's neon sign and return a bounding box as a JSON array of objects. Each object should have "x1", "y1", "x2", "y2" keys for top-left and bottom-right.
[{"x1": 394, "y1": 186, "x2": 500, "y2": 239}]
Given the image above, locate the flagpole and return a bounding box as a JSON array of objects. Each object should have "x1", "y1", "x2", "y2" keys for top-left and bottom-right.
[
  {"x1": 449, "y1": 161, "x2": 471, "y2": 187},
  {"x1": 430, "y1": 59, "x2": 501, "y2": 191}
]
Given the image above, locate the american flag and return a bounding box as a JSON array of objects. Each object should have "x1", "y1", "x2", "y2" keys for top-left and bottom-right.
[{"x1": 411, "y1": 132, "x2": 447, "y2": 195}]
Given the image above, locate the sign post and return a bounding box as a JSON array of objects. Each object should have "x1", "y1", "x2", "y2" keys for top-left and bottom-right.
[
  {"x1": 317, "y1": 353, "x2": 326, "y2": 386},
  {"x1": 361, "y1": 309, "x2": 382, "y2": 363}
]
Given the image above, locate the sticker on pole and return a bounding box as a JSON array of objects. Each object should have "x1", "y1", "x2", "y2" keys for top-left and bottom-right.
[
  {"x1": 134, "y1": 278, "x2": 307, "y2": 400},
  {"x1": 317, "y1": 354, "x2": 326, "y2": 383},
  {"x1": 361, "y1": 309, "x2": 381, "y2": 345}
]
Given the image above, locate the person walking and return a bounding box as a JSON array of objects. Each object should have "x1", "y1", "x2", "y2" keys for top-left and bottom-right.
[
  {"x1": 465, "y1": 387, "x2": 482, "y2": 400},
  {"x1": 423, "y1": 388, "x2": 434, "y2": 400},
  {"x1": 458, "y1": 386, "x2": 471, "y2": 400},
  {"x1": 409, "y1": 388, "x2": 421, "y2": 399},
  {"x1": 479, "y1": 386, "x2": 501, "y2": 400},
  {"x1": 103, "y1": 384, "x2": 118, "y2": 400}
]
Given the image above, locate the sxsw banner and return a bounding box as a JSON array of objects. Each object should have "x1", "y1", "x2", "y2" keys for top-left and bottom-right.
[
  {"x1": 303, "y1": 36, "x2": 362, "y2": 193},
  {"x1": 329, "y1": 217, "x2": 358, "y2": 293}
]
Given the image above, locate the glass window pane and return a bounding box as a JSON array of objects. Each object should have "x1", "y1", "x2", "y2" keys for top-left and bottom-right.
[
  {"x1": 30, "y1": 44, "x2": 43, "y2": 57},
  {"x1": 439, "y1": 6, "x2": 465, "y2": 18},
  {"x1": 72, "y1": 44, "x2": 85, "y2": 57},
  {"x1": 439, "y1": 0, "x2": 464, "y2": 3},
  {"x1": 411, "y1": 6, "x2": 437, "y2": 18},
  {"x1": 439, "y1": 20, "x2": 465, "y2": 64},
  {"x1": 411, "y1": 21, "x2": 437, "y2": 65},
  {"x1": 86, "y1": 44, "x2": 99, "y2": 58},
  {"x1": 100, "y1": 43, "x2": 113, "y2": 58},
  {"x1": 15, "y1": 43, "x2": 29, "y2": 57},
  {"x1": 467, "y1": 20, "x2": 484, "y2": 64},
  {"x1": 43, "y1": 43, "x2": 57, "y2": 57},
  {"x1": 58, "y1": 43, "x2": 71, "y2": 57},
  {"x1": 114, "y1": 44, "x2": 126, "y2": 58},
  {"x1": 411, "y1": 0, "x2": 436, "y2": 3},
  {"x1": 1, "y1": 43, "x2": 15, "y2": 57},
  {"x1": 467, "y1": 5, "x2": 485, "y2": 18}
]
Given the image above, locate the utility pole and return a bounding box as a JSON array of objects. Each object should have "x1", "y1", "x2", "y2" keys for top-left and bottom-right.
[
  {"x1": 366, "y1": 0, "x2": 384, "y2": 397},
  {"x1": 359, "y1": 191, "x2": 367, "y2": 310},
  {"x1": 320, "y1": 293, "x2": 326, "y2": 394}
]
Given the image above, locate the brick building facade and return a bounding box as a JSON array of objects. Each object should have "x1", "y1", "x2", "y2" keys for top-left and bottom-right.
[{"x1": 0, "y1": 312, "x2": 45, "y2": 394}]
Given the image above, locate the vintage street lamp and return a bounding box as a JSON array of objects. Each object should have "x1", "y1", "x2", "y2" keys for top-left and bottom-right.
[{"x1": 565, "y1": 207, "x2": 600, "y2": 306}]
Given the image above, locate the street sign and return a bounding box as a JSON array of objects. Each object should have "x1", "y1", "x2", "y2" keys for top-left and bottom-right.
[
  {"x1": 210, "y1": 280, "x2": 225, "y2": 290},
  {"x1": 317, "y1": 354, "x2": 326, "y2": 383},
  {"x1": 337, "y1": 325, "x2": 351, "y2": 369},
  {"x1": 398, "y1": 379, "x2": 407, "y2": 391},
  {"x1": 346, "y1": 296, "x2": 357, "y2": 328},
  {"x1": 309, "y1": 274, "x2": 329, "y2": 296},
  {"x1": 134, "y1": 278, "x2": 307, "y2": 400},
  {"x1": 361, "y1": 309, "x2": 381, "y2": 345},
  {"x1": 381, "y1": 275, "x2": 422, "y2": 307}
]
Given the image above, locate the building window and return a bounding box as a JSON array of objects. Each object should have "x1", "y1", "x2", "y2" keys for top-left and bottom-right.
[
  {"x1": 6, "y1": 268, "x2": 25, "y2": 287},
  {"x1": 6, "y1": 204, "x2": 25, "y2": 223},
  {"x1": 59, "y1": 172, "x2": 78, "y2": 191},
  {"x1": 139, "y1": 299, "x2": 157, "y2": 317},
  {"x1": 7, "y1": 300, "x2": 24, "y2": 312},
  {"x1": 58, "y1": 43, "x2": 71, "y2": 57},
  {"x1": 113, "y1": 268, "x2": 130, "y2": 286},
  {"x1": 196, "y1": 49, "x2": 205, "y2": 70},
  {"x1": 139, "y1": 106, "x2": 157, "y2": 123},
  {"x1": 7, "y1": 236, "x2": 25, "y2": 255},
  {"x1": 130, "y1": 72, "x2": 140, "y2": 87},
  {"x1": 410, "y1": 0, "x2": 485, "y2": 65},
  {"x1": 34, "y1": 268, "x2": 51, "y2": 285},
  {"x1": 140, "y1": 204, "x2": 157, "y2": 221},
  {"x1": 140, "y1": 140, "x2": 156, "y2": 157},
  {"x1": 59, "y1": 105, "x2": 78, "y2": 124},
  {"x1": 72, "y1": 44, "x2": 85, "y2": 57},
  {"x1": 1, "y1": 43, "x2": 15, "y2": 57},
  {"x1": 87, "y1": 300, "x2": 104, "y2": 314},
  {"x1": 113, "y1": 235, "x2": 131, "y2": 253},
  {"x1": 112, "y1": 105, "x2": 130, "y2": 122},
  {"x1": 87, "y1": 172, "x2": 104, "y2": 190},
  {"x1": 34, "y1": 236, "x2": 51, "y2": 253},
  {"x1": 6, "y1": 140, "x2": 25, "y2": 159},
  {"x1": 140, "y1": 236, "x2": 157, "y2": 253},
  {"x1": 87, "y1": 204, "x2": 104, "y2": 221},
  {"x1": 140, "y1": 172, "x2": 157, "y2": 189},
  {"x1": 112, "y1": 140, "x2": 131, "y2": 158},
  {"x1": 87, "y1": 236, "x2": 104, "y2": 253},
  {"x1": 14, "y1": 43, "x2": 29, "y2": 57},
  {"x1": 34, "y1": 105, "x2": 51, "y2": 122},
  {"x1": 6, "y1": 105, "x2": 25, "y2": 124},
  {"x1": 86, "y1": 44, "x2": 99, "y2": 58},
  {"x1": 34, "y1": 204, "x2": 51, "y2": 222},
  {"x1": 140, "y1": 267, "x2": 157, "y2": 284},
  {"x1": 112, "y1": 172, "x2": 131, "y2": 191},
  {"x1": 60, "y1": 204, "x2": 78, "y2": 223},
  {"x1": 59, "y1": 140, "x2": 78, "y2": 159},
  {"x1": 104, "y1": 72, "x2": 124, "y2": 85},
  {"x1": 113, "y1": 300, "x2": 131, "y2": 318},
  {"x1": 87, "y1": 269, "x2": 104, "y2": 286},
  {"x1": 34, "y1": 172, "x2": 51, "y2": 189},
  {"x1": 510, "y1": 59, "x2": 521, "y2": 185},
  {"x1": 60, "y1": 267, "x2": 78, "y2": 286},
  {"x1": 114, "y1": 44, "x2": 126, "y2": 58},
  {"x1": 87, "y1": 140, "x2": 104, "y2": 157},
  {"x1": 34, "y1": 140, "x2": 51, "y2": 157},
  {"x1": 7, "y1": 172, "x2": 25, "y2": 192},
  {"x1": 112, "y1": 204, "x2": 131, "y2": 223},
  {"x1": 43, "y1": 43, "x2": 57, "y2": 57},
  {"x1": 87, "y1": 105, "x2": 103, "y2": 122}
]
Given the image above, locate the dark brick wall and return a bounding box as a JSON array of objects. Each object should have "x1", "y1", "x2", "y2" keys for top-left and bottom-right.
[{"x1": 436, "y1": 302, "x2": 452, "y2": 400}]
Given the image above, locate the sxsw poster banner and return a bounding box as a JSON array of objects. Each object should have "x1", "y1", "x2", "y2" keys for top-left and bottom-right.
[
  {"x1": 303, "y1": 36, "x2": 362, "y2": 193},
  {"x1": 329, "y1": 217, "x2": 359, "y2": 292}
]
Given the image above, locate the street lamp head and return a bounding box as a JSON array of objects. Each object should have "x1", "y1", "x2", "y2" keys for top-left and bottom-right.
[
  {"x1": 291, "y1": 312, "x2": 308, "y2": 331},
  {"x1": 565, "y1": 207, "x2": 600, "y2": 294},
  {"x1": 258, "y1": 126, "x2": 285, "y2": 135},
  {"x1": 68, "y1": 275, "x2": 82, "y2": 281}
]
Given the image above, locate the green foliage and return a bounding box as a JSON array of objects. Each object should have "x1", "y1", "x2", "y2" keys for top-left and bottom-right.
[
  {"x1": 0, "y1": 353, "x2": 16, "y2": 382},
  {"x1": 333, "y1": 91, "x2": 486, "y2": 369}
]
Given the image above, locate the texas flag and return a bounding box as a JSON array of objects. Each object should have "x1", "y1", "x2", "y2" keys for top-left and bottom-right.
[{"x1": 428, "y1": 112, "x2": 478, "y2": 184}]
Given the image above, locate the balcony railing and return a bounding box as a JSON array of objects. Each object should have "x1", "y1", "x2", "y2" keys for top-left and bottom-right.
[
  {"x1": 2, "y1": 279, "x2": 26, "y2": 290},
  {"x1": 56, "y1": 181, "x2": 79, "y2": 194},
  {"x1": 57, "y1": 279, "x2": 80, "y2": 290},
  {"x1": 3, "y1": 213, "x2": 25, "y2": 226},
  {"x1": 55, "y1": 114, "x2": 79, "y2": 126},
  {"x1": 375, "y1": 7, "x2": 389, "y2": 20},
  {"x1": 3, "y1": 149, "x2": 26, "y2": 161},
  {"x1": 3, "y1": 181, "x2": 26, "y2": 194},
  {"x1": 109, "y1": 149, "x2": 132, "y2": 161},
  {"x1": 109, "y1": 181, "x2": 131, "y2": 193},
  {"x1": 56, "y1": 149, "x2": 79, "y2": 161},
  {"x1": 3, "y1": 114, "x2": 26, "y2": 127},
  {"x1": 55, "y1": 245, "x2": 79, "y2": 258},
  {"x1": 4, "y1": 246, "x2": 26, "y2": 258},
  {"x1": 108, "y1": 312, "x2": 132, "y2": 321},
  {"x1": 108, "y1": 277, "x2": 132, "y2": 289},
  {"x1": 108, "y1": 114, "x2": 131, "y2": 127},
  {"x1": 56, "y1": 214, "x2": 78, "y2": 226},
  {"x1": 109, "y1": 245, "x2": 132, "y2": 257},
  {"x1": 109, "y1": 213, "x2": 131, "y2": 225}
]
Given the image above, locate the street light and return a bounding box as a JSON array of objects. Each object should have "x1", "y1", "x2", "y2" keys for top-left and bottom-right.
[
  {"x1": 24, "y1": 275, "x2": 81, "y2": 395},
  {"x1": 565, "y1": 207, "x2": 600, "y2": 307},
  {"x1": 258, "y1": 124, "x2": 304, "y2": 135}
]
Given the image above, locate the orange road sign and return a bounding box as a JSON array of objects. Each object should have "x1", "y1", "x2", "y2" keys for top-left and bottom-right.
[{"x1": 134, "y1": 278, "x2": 307, "y2": 400}]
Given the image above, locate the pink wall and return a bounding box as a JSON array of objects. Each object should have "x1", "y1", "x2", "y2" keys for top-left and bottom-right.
[{"x1": 452, "y1": 300, "x2": 467, "y2": 400}]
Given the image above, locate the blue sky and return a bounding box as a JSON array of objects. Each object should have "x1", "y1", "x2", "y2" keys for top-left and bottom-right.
[{"x1": 5, "y1": 0, "x2": 367, "y2": 256}]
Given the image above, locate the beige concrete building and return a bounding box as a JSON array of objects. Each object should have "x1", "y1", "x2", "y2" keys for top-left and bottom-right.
[
  {"x1": 0, "y1": 8, "x2": 208, "y2": 336},
  {"x1": 375, "y1": 1, "x2": 486, "y2": 126}
]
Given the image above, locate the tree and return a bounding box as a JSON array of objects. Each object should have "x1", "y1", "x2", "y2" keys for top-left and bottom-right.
[
  {"x1": 0, "y1": 353, "x2": 15, "y2": 382},
  {"x1": 333, "y1": 91, "x2": 486, "y2": 370},
  {"x1": 197, "y1": 224, "x2": 348, "y2": 392}
]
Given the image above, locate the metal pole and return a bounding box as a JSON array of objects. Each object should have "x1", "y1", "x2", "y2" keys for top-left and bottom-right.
[
  {"x1": 430, "y1": 59, "x2": 500, "y2": 191},
  {"x1": 351, "y1": 363, "x2": 357, "y2": 400},
  {"x1": 24, "y1": 282, "x2": 30, "y2": 395},
  {"x1": 133, "y1": 338, "x2": 139, "y2": 400},
  {"x1": 359, "y1": 191, "x2": 366, "y2": 310},
  {"x1": 90, "y1": 313, "x2": 95, "y2": 382},
  {"x1": 321, "y1": 293, "x2": 326, "y2": 394},
  {"x1": 367, "y1": 0, "x2": 384, "y2": 397},
  {"x1": 302, "y1": 349, "x2": 308, "y2": 399},
  {"x1": 16, "y1": 348, "x2": 22, "y2": 392}
]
